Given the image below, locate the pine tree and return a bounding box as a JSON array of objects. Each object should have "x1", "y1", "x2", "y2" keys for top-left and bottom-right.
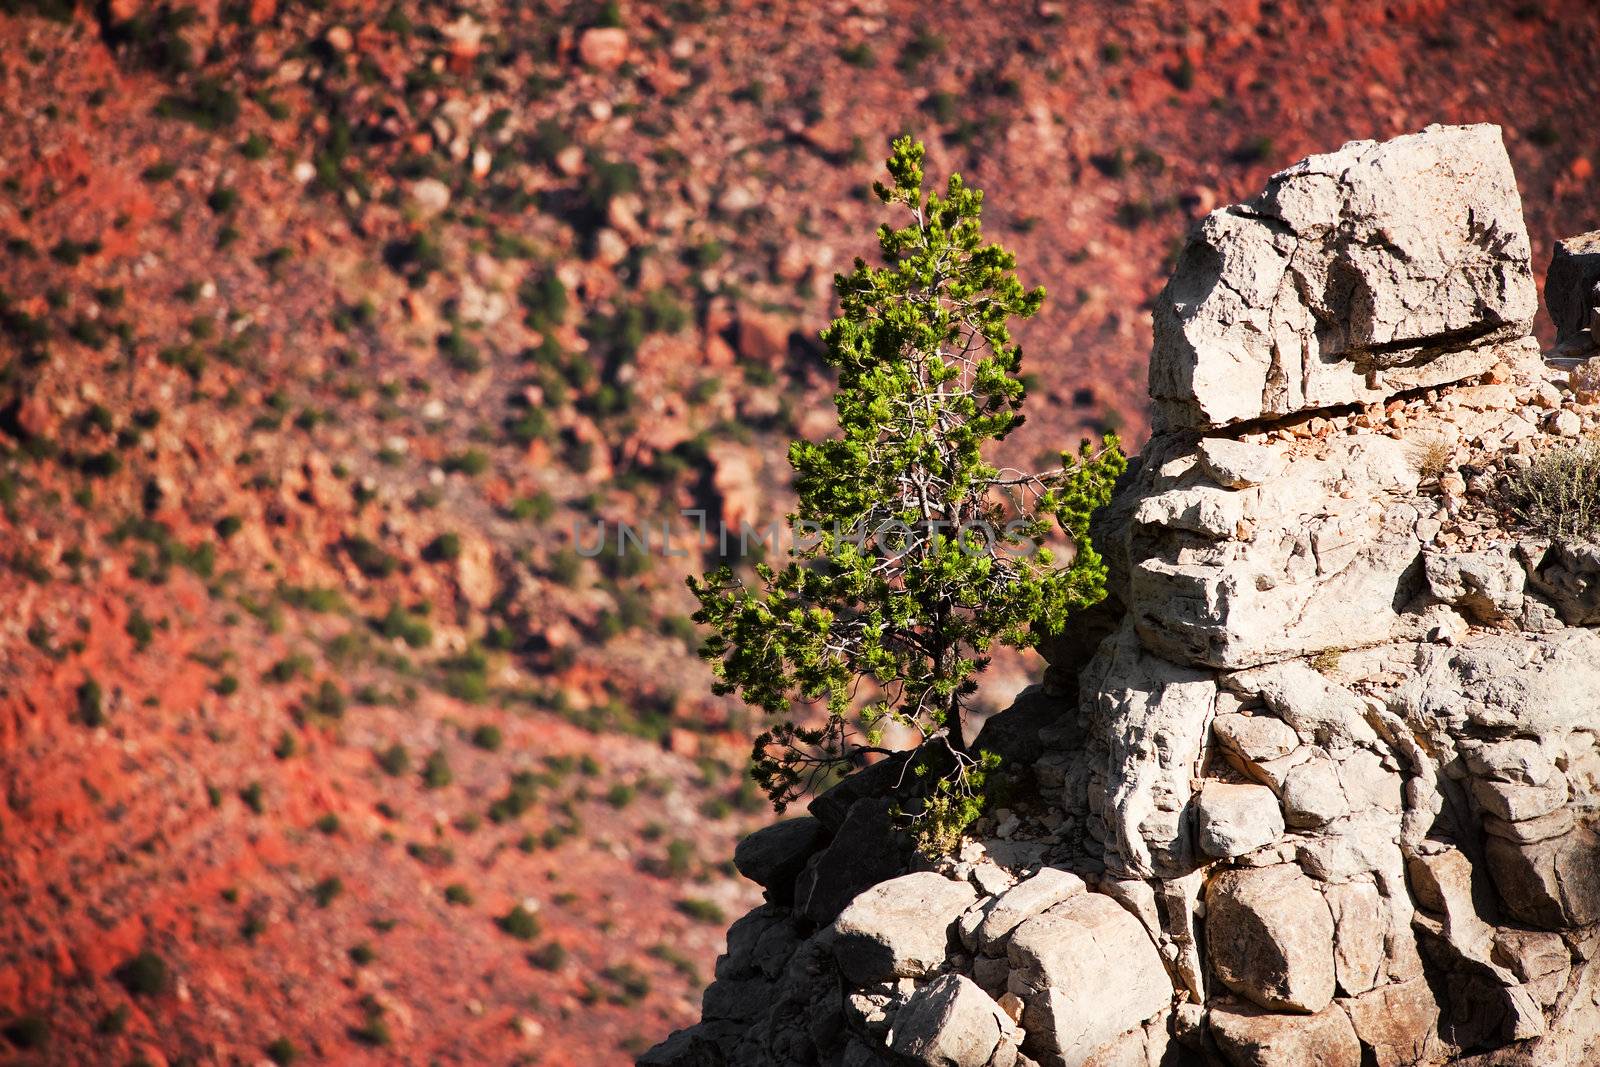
[{"x1": 689, "y1": 136, "x2": 1125, "y2": 852}]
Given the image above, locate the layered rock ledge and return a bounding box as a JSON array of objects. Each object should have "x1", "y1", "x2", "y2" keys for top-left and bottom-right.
[{"x1": 643, "y1": 124, "x2": 1600, "y2": 1067}]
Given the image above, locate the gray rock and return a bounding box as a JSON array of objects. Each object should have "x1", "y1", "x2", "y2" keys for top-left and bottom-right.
[
  {"x1": 1213, "y1": 714, "x2": 1300, "y2": 766},
  {"x1": 888, "y1": 974, "x2": 1008, "y2": 1067},
  {"x1": 1547, "y1": 230, "x2": 1600, "y2": 354},
  {"x1": 1423, "y1": 546, "x2": 1527, "y2": 624},
  {"x1": 1462, "y1": 739, "x2": 1557, "y2": 786},
  {"x1": 1231, "y1": 664, "x2": 1378, "y2": 752},
  {"x1": 1151, "y1": 123, "x2": 1535, "y2": 431},
  {"x1": 1080, "y1": 623, "x2": 1217, "y2": 878},
  {"x1": 1483, "y1": 808, "x2": 1575, "y2": 844},
  {"x1": 1322, "y1": 881, "x2": 1384, "y2": 996},
  {"x1": 974, "y1": 868, "x2": 1087, "y2": 952},
  {"x1": 1393, "y1": 630, "x2": 1600, "y2": 736},
  {"x1": 1007, "y1": 893, "x2": 1172, "y2": 1067},
  {"x1": 1205, "y1": 865, "x2": 1336, "y2": 1013},
  {"x1": 1525, "y1": 541, "x2": 1600, "y2": 626},
  {"x1": 833, "y1": 872, "x2": 977, "y2": 985},
  {"x1": 1196, "y1": 438, "x2": 1286, "y2": 489},
  {"x1": 1279, "y1": 757, "x2": 1346, "y2": 829},
  {"x1": 733, "y1": 817, "x2": 827, "y2": 899},
  {"x1": 795, "y1": 798, "x2": 909, "y2": 925},
  {"x1": 1207, "y1": 999, "x2": 1361, "y2": 1067},
  {"x1": 1196, "y1": 781, "x2": 1285, "y2": 859},
  {"x1": 1471, "y1": 772, "x2": 1568, "y2": 822}
]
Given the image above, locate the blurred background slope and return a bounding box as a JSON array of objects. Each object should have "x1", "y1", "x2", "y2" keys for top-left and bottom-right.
[{"x1": 0, "y1": 0, "x2": 1595, "y2": 1062}]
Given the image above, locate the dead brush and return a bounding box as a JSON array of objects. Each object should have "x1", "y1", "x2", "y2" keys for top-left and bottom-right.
[
  {"x1": 1409, "y1": 434, "x2": 1456, "y2": 484},
  {"x1": 1502, "y1": 438, "x2": 1600, "y2": 544}
]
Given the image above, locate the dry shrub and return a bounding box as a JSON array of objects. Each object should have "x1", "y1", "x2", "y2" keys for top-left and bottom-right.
[
  {"x1": 1504, "y1": 439, "x2": 1600, "y2": 544},
  {"x1": 1410, "y1": 434, "x2": 1455, "y2": 483}
]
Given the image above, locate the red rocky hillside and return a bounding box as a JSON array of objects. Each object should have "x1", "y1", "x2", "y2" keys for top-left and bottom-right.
[{"x1": 0, "y1": 0, "x2": 1596, "y2": 1063}]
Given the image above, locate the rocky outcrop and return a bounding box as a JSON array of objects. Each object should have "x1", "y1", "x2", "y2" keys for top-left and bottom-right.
[
  {"x1": 1150, "y1": 123, "x2": 1536, "y2": 432},
  {"x1": 642, "y1": 124, "x2": 1600, "y2": 1067}
]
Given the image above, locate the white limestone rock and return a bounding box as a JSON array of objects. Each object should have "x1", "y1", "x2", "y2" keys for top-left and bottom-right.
[
  {"x1": 832, "y1": 872, "x2": 977, "y2": 985},
  {"x1": 1151, "y1": 123, "x2": 1536, "y2": 431},
  {"x1": 1007, "y1": 893, "x2": 1172, "y2": 1067},
  {"x1": 1196, "y1": 781, "x2": 1285, "y2": 859}
]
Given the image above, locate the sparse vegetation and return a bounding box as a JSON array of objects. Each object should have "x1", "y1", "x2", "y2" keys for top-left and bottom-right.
[
  {"x1": 1505, "y1": 439, "x2": 1600, "y2": 543},
  {"x1": 497, "y1": 904, "x2": 541, "y2": 940},
  {"x1": 116, "y1": 951, "x2": 168, "y2": 996},
  {"x1": 689, "y1": 138, "x2": 1123, "y2": 853},
  {"x1": 377, "y1": 743, "x2": 411, "y2": 777},
  {"x1": 674, "y1": 898, "x2": 725, "y2": 924},
  {"x1": 76, "y1": 676, "x2": 104, "y2": 727}
]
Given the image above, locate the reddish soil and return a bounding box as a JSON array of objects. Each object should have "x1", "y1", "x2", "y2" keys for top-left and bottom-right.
[{"x1": 0, "y1": 0, "x2": 1595, "y2": 1063}]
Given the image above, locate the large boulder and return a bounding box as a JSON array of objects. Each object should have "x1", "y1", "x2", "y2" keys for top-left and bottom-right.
[
  {"x1": 1150, "y1": 123, "x2": 1536, "y2": 431},
  {"x1": 888, "y1": 974, "x2": 1010, "y2": 1067},
  {"x1": 1205, "y1": 865, "x2": 1337, "y2": 1013},
  {"x1": 1208, "y1": 999, "x2": 1362, "y2": 1067},
  {"x1": 832, "y1": 872, "x2": 977, "y2": 985},
  {"x1": 1007, "y1": 892, "x2": 1172, "y2": 1067}
]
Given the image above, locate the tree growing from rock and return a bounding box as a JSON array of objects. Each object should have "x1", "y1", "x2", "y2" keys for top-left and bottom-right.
[{"x1": 689, "y1": 137, "x2": 1125, "y2": 851}]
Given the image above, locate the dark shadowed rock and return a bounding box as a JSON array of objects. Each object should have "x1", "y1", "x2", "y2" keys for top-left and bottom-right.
[
  {"x1": 1484, "y1": 823, "x2": 1600, "y2": 930},
  {"x1": 733, "y1": 817, "x2": 827, "y2": 901},
  {"x1": 1547, "y1": 230, "x2": 1600, "y2": 354},
  {"x1": 808, "y1": 755, "x2": 914, "y2": 832},
  {"x1": 795, "y1": 798, "x2": 911, "y2": 925}
]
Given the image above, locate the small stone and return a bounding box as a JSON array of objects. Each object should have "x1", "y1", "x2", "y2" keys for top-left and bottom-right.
[
  {"x1": 409, "y1": 178, "x2": 451, "y2": 218},
  {"x1": 1548, "y1": 408, "x2": 1582, "y2": 436},
  {"x1": 577, "y1": 26, "x2": 629, "y2": 70}
]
